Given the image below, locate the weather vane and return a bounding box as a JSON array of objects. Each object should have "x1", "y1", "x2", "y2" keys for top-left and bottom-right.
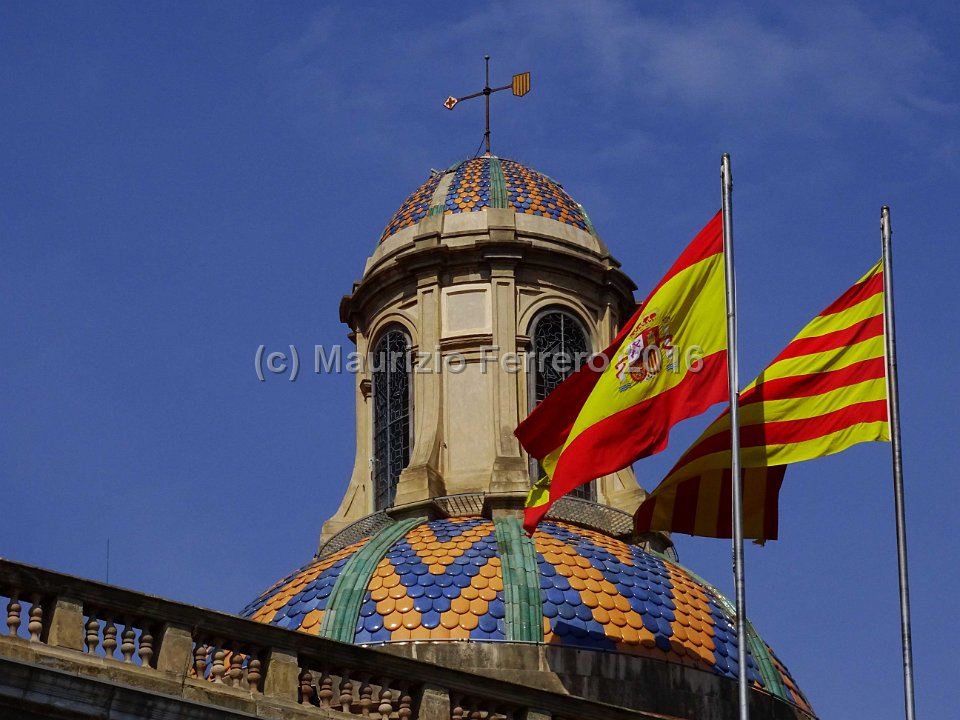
[{"x1": 444, "y1": 55, "x2": 530, "y2": 156}]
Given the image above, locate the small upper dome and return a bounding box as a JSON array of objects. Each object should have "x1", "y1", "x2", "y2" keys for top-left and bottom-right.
[
  {"x1": 242, "y1": 516, "x2": 812, "y2": 715},
  {"x1": 379, "y1": 156, "x2": 596, "y2": 243}
]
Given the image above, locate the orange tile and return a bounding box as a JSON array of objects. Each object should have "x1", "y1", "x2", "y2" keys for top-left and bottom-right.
[
  {"x1": 603, "y1": 624, "x2": 622, "y2": 643},
  {"x1": 382, "y1": 574, "x2": 400, "y2": 589},
  {"x1": 596, "y1": 593, "x2": 615, "y2": 611},
  {"x1": 370, "y1": 587, "x2": 389, "y2": 602},
  {"x1": 301, "y1": 609, "x2": 324, "y2": 632},
  {"x1": 449, "y1": 625, "x2": 471, "y2": 640},
  {"x1": 376, "y1": 598, "x2": 396, "y2": 616},
  {"x1": 469, "y1": 598, "x2": 487, "y2": 616},
  {"x1": 478, "y1": 564, "x2": 497, "y2": 579},
  {"x1": 429, "y1": 625, "x2": 451, "y2": 640},
  {"x1": 625, "y1": 611, "x2": 645, "y2": 630},
  {"x1": 478, "y1": 587, "x2": 496, "y2": 602},
  {"x1": 593, "y1": 607, "x2": 610, "y2": 625},
  {"x1": 612, "y1": 594, "x2": 631, "y2": 612},
  {"x1": 251, "y1": 605, "x2": 276, "y2": 623},
  {"x1": 608, "y1": 609, "x2": 627, "y2": 627},
  {"x1": 462, "y1": 586, "x2": 479, "y2": 601},
  {"x1": 383, "y1": 612, "x2": 403, "y2": 632},
  {"x1": 395, "y1": 596, "x2": 414, "y2": 614},
  {"x1": 542, "y1": 617, "x2": 554, "y2": 642},
  {"x1": 459, "y1": 614, "x2": 479, "y2": 631},
  {"x1": 440, "y1": 611, "x2": 460, "y2": 630},
  {"x1": 402, "y1": 610, "x2": 421, "y2": 630},
  {"x1": 409, "y1": 625, "x2": 433, "y2": 640}
]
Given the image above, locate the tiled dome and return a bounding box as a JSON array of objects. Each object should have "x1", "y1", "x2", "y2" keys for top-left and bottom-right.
[
  {"x1": 379, "y1": 157, "x2": 595, "y2": 243},
  {"x1": 242, "y1": 517, "x2": 812, "y2": 713}
]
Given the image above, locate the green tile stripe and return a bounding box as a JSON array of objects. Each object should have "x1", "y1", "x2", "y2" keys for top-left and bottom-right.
[
  {"x1": 319, "y1": 516, "x2": 425, "y2": 643},
  {"x1": 576, "y1": 202, "x2": 598, "y2": 236},
  {"x1": 487, "y1": 157, "x2": 509, "y2": 209},
  {"x1": 493, "y1": 516, "x2": 543, "y2": 642},
  {"x1": 427, "y1": 165, "x2": 458, "y2": 217},
  {"x1": 650, "y1": 552, "x2": 787, "y2": 701},
  {"x1": 744, "y1": 618, "x2": 786, "y2": 701}
]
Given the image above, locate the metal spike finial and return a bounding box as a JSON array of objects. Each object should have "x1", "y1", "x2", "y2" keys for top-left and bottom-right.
[{"x1": 443, "y1": 56, "x2": 531, "y2": 156}]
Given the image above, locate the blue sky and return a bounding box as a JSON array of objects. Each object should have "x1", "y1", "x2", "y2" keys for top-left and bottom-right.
[{"x1": 2, "y1": 2, "x2": 957, "y2": 717}]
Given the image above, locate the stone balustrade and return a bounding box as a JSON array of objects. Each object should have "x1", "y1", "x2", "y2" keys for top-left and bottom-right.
[{"x1": 0, "y1": 558, "x2": 663, "y2": 720}]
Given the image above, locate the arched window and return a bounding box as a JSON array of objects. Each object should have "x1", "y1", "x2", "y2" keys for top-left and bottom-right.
[
  {"x1": 372, "y1": 327, "x2": 412, "y2": 510},
  {"x1": 528, "y1": 308, "x2": 595, "y2": 501}
]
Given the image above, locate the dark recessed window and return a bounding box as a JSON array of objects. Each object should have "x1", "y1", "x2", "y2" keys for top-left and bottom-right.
[
  {"x1": 372, "y1": 328, "x2": 412, "y2": 510},
  {"x1": 529, "y1": 309, "x2": 595, "y2": 501}
]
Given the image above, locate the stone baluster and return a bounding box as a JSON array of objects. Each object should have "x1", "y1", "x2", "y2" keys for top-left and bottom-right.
[
  {"x1": 229, "y1": 650, "x2": 244, "y2": 688},
  {"x1": 359, "y1": 675, "x2": 373, "y2": 717},
  {"x1": 298, "y1": 668, "x2": 314, "y2": 705},
  {"x1": 378, "y1": 685, "x2": 394, "y2": 719},
  {"x1": 102, "y1": 617, "x2": 117, "y2": 658},
  {"x1": 397, "y1": 682, "x2": 412, "y2": 720},
  {"x1": 318, "y1": 671, "x2": 334, "y2": 708},
  {"x1": 246, "y1": 651, "x2": 262, "y2": 693},
  {"x1": 6, "y1": 593, "x2": 21, "y2": 636},
  {"x1": 138, "y1": 625, "x2": 154, "y2": 668},
  {"x1": 451, "y1": 695, "x2": 465, "y2": 720},
  {"x1": 27, "y1": 595, "x2": 43, "y2": 642},
  {"x1": 210, "y1": 645, "x2": 226, "y2": 684},
  {"x1": 340, "y1": 670, "x2": 354, "y2": 712},
  {"x1": 193, "y1": 643, "x2": 208, "y2": 679},
  {"x1": 84, "y1": 614, "x2": 100, "y2": 654},
  {"x1": 120, "y1": 618, "x2": 136, "y2": 663}
]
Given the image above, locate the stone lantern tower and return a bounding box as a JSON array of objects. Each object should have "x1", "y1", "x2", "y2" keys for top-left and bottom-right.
[{"x1": 323, "y1": 156, "x2": 644, "y2": 541}]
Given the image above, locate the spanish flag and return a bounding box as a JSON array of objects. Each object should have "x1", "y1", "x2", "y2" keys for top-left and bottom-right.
[
  {"x1": 634, "y1": 261, "x2": 888, "y2": 541},
  {"x1": 518, "y1": 212, "x2": 729, "y2": 534}
]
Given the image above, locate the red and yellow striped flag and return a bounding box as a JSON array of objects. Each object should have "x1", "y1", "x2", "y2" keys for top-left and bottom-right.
[
  {"x1": 518, "y1": 212, "x2": 729, "y2": 534},
  {"x1": 634, "y1": 261, "x2": 888, "y2": 541}
]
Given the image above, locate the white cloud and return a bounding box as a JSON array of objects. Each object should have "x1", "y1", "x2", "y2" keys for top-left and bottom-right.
[{"x1": 513, "y1": 0, "x2": 957, "y2": 130}]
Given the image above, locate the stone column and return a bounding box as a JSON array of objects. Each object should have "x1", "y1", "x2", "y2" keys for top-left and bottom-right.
[{"x1": 487, "y1": 250, "x2": 529, "y2": 494}]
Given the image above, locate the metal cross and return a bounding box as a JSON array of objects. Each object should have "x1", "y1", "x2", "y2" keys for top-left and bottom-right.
[{"x1": 444, "y1": 55, "x2": 530, "y2": 156}]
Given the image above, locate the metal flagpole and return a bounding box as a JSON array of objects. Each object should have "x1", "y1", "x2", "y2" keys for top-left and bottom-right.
[
  {"x1": 721, "y1": 153, "x2": 749, "y2": 720},
  {"x1": 881, "y1": 206, "x2": 917, "y2": 720}
]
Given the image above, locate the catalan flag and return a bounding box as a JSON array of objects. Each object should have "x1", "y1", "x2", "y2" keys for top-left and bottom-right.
[
  {"x1": 518, "y1": 212, "x2": 729, "y2": 534},
  {"x1": 634, "y1": 261, "x2": 888, "y2": 541}
]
